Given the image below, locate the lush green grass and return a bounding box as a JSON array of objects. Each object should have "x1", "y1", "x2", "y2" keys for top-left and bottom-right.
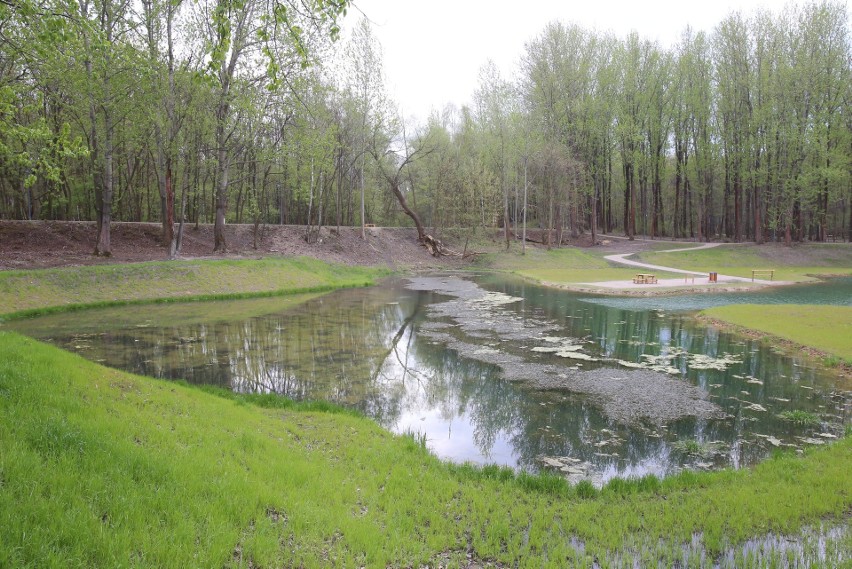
[
  {"x1": 701, "y1": 304, "x2": 852, "y2": 361},
  {"x1": 0, "y1": 257, "x2": 389, "y2": 319},
  {"x1": 1, "y1": 331, "x2": 850, "y2": 567},
  {"x1": 778, "y1": 410, "x2": 822, "y2": 427},
  {"x1": 477, "y1": 246, "x2": 614, "y2": 272},
  {"x1": 638, "y1": 243, "x2": 852, "y2": 282},
  {"x1": 475, "y1": 247, "x2": 683, "y2": 284}
]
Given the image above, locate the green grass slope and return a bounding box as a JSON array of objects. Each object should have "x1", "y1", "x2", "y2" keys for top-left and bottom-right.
[
  {"x1": 701, "y1": 304, "x2": 852, "y2": 362},
  {"x1": 476, "y1": 247, "x2": 683, "y2": 284},
  {"x1": 2, "y1": 332, "x2": 850, "y2": 567},
  {"x1": 0, "y1": 257, "x2": 387, "y2": 318}
]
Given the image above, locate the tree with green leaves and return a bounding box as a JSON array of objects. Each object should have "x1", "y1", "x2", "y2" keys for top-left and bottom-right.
[{"x1": 200, "y1": 0, "x2": 348, "y2": 251}]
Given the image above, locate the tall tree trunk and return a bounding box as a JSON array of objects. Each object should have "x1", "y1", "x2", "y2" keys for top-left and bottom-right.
[
  {"x1": 522, "y1": 158, "x2": 528, "y2": 255},
  {"x1": 623, "y1": 160, "x2": 634, "y2": 240},
  {"x1": 753, "y1": 148, "x2": 763, "y2": 244},
  {"x1": 94, "y1": 9, "x2": 113, "y2": 257},
  {"x1": 734, "y1": 169, "x2": 742, "y2": 243},
  {"x1": 674, "y1": 142, "x2": 683, "y2": 238},
  {"x1": 213, "y1": 94, "x2": 229, "y2": 251},
  {"x1": 336, "y1": 148, "x2": 342, "y2": 233},
  {"x1": 360, "y1": 155, "x2": 365, "y2": 238},
  {"x1": 652, "y1": 157, "x2": 663, "y2": 238},
  {"x1": 605, "y1": 151, "x2": 613, "y2": 233},
  {"x1": 590, "y1": 179, "x2": 597, "y2": 245},
  {"x1": 213, "y1": 120, "x2": 229, "y2": 252},
  {"x1": 628, "y1": 170, "x2": 636, "y2": 240}
]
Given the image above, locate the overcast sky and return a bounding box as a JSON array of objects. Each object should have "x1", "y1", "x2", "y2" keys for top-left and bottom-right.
[{"x1": 342, "y1": 0, "x2": 792, "y2": 123}]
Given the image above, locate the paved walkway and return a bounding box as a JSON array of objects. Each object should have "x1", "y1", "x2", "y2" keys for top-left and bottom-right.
[{"x1": 590, "y1": 242, "x2": 779, "y2": 290}]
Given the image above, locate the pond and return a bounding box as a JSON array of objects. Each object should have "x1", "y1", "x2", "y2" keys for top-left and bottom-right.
[{"x1": 7, "y1": 275, "x2": 851, "y2": 484}]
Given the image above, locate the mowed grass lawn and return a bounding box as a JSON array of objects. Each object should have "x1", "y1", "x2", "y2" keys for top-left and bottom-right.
[
  {"x1": 478, "y1": 247, "x2": 683, "y2": 283},
  {"x1": 637, "y1": 243, "x2": 852, "y2": 282},
  {"x1": 702, "y1": 304, "x2": 852, "y2": 362},
  {"x1": 1, "y1": 332, "x2": 850, "y2": 568}
]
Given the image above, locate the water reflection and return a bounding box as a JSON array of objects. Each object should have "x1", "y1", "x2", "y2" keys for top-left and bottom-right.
[{"x1": 7, "y1": 276, "x2": 850, "y2": 483}]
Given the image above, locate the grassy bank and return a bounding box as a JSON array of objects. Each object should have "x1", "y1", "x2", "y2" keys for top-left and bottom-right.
[
  {"x1": 476, "y1": 247, "x2": 683, "y2": 284},
  {"x1": 1, "y1": 331, "x2": 850, "y2": 567},
  {"x1": 701, "y1": 304, "x2": 852, "y2": 364},
  {"x1": 0, "y1": 257, "x2": 388, "y2": 319},
  {"x1": 2, "y1": 252, "x2": 851, "y2": 565},
  {"x1": 637, "y1": 243, "x2": 852, "y2": 282}
]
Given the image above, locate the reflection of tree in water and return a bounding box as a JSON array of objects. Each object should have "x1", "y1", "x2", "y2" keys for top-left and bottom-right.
[
  {"x1": 414, "y1": 275, "x2": 848, "y2": 473},
  {"x1": 407, "y1": 338, "x2": 526, "y2": 458},
  {"x1": 27, "y1": 275, "x2": 849, "y2": 478}
]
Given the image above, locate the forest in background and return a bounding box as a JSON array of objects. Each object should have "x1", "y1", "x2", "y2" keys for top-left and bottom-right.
[{"x1": 0, "y1": 0, "x2": 849, "y2": 256}]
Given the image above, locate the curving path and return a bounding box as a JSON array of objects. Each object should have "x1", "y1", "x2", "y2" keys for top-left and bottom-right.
[
  {"x1": 604, "y1": 243, "x2": 721, "y2": 277},
  {"x1": 591, "y1": 242, "x2": 780, "y2": 289}
]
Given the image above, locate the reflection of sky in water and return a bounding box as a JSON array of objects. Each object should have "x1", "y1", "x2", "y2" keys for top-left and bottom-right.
[
  {"x1": 7, "y1": 276, "x2": 851, "y2": 483},
  {"x1": 395, "y1": 407, "x2": 516, "y2": 467}
]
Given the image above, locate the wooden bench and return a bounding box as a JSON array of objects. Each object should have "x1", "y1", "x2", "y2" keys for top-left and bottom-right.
[
  {"x1": 826, "y1": 233, "x2": 836, "y2": 242},
  {"x1": 633, "y1": 273, "x2": 657, "y2": 284},
  {"x1": 751, "y1": 269, "x2": 775, "y2": 281},
  {"x1": 364, "y1": 223, "x2": 376, "y2": 228}
]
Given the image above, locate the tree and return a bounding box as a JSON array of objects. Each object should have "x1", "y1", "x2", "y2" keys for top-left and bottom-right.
[
  {"x1": 342, "y1": 17, "x2": 389, "y2": 238},
  {"x1": 141, "y1": 0, "x2": 186, "y2": 253},
  {"x1": 474, "y1": 60, "x2": 515, "y2": 249},
  {"x1": 201, "y1": 0, "x2": 349, "y2": 252}
]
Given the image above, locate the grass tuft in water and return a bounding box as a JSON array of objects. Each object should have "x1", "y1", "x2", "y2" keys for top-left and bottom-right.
[
  {"x1": 822, "y1": 355, "x2": 842, "y2": 367},
  {"x1": 778, "y1": 410, "x2": 821, "y2": 427},
  {"x1": 402, "y1": 428, "x2": 429, "y2": 451},
  {"x1": 673, "y1": 439, "x2": 720, "y2": 457}
]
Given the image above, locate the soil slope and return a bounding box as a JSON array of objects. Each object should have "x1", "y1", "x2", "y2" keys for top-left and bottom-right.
[{"x1": 0, "y1": 220, "x2": 454, "y2": 270}]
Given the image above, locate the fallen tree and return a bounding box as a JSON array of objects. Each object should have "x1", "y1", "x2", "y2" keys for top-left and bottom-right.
[{"x1": 370, "y1": 127, "x2": 482, "y2": 258}]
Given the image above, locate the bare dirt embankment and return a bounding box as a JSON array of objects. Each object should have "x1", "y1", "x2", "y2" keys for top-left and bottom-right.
[{"x1": 0, "y1": 220, "x2": 463, "y2": 270}]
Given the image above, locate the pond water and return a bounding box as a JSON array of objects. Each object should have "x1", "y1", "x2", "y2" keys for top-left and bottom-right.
[
  {"x1": 580, "y1": 275, "x2": 852, "y2": 311},
  {"x1": 7, "y1": 275, "x2": 850, "y2": 484}
]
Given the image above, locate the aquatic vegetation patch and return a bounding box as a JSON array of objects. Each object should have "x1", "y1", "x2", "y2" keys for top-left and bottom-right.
[
  {"x1": 779, "y1": 410, "x2": 821, "y2": 427},
  {"x1": 469, "y1": 291, "x2": 524, "y2": 307},
  {"x1": 687, "y1": 352, "x2": 743, "y2": 370},
  {"x1": 531, "y1": 337, "x2": 600, "y2": 361},
  {"x1": 611, "y1": 348, "x2": 741, "y2": 375},
  {"x1": 538, "y1": 456, "x2": 600, "y2": 485},
  {"x1": 673, "y1": 439, "x2": 724, "y2": 458}
]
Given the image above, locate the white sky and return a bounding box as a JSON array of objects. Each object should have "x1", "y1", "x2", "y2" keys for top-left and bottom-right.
[{"x1": 343, "y1": 0, "x2": 792, "y2": 123}]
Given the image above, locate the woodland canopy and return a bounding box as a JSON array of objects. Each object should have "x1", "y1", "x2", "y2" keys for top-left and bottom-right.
[{"x1": 0, "y1": 0, "x2": 849, "y2": 254}]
